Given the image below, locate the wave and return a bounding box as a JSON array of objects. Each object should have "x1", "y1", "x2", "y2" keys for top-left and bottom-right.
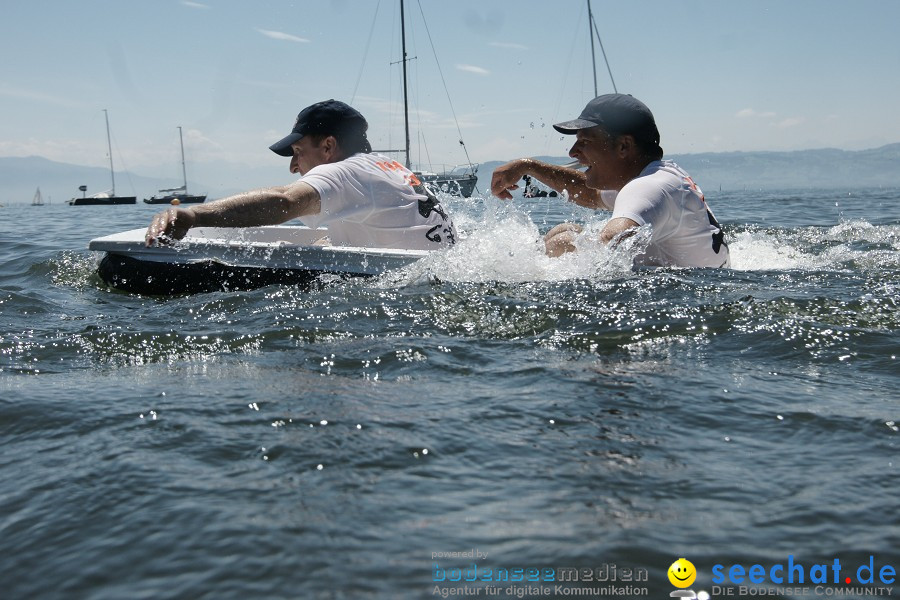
[{"x1": 729, "y1": 221, "x2": 900, "y2": 271}]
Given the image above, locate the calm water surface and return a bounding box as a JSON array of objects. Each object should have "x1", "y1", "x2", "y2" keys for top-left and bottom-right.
[{"x1": 1, "y1": 187, "x2": 898, "y2": 599}]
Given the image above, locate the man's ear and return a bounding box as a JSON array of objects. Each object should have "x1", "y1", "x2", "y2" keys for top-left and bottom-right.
[
  {"x1": 322, "y1": 135, "x2": 341, "y2": 160},
  {"x1": 615, "y1": 134, "x2": 637, "y2": 157}
]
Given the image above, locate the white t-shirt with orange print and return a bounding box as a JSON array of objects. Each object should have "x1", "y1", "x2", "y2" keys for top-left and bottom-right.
[
  {"x1": 299, "y1": 152, "x2": 456, "y2": 250},
  {"x1": 600, "y1": 160, "x2": 729, "y2": 268}
]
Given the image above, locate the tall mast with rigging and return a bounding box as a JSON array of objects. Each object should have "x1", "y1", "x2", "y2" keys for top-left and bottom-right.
[
  {"x1": 103, "y1": 109, "x2": 116, "y2": 195},
  {"x1": 400, "y1": 0, "x2": 412, "y2": 169},
  {"x1": 363, "y1": 0, "x2": 478, "y2": 196},
  {"x1": 587, "y1": 0, "x2": 617, "y2": 94},
  {"x1": 178, "y1": 126, "x2": 188, "y2": 193}
]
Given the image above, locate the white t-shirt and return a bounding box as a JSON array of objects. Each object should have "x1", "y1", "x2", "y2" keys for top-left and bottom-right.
[
  {"x1": 599, "y1": 160, "x2": 729, "y2": 268},
  {"x1": 298, "y1": 152, "x2": 456, "y2": 250}
]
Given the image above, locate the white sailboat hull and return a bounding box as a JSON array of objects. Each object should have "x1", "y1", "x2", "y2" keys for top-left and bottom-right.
[{"x1": 89, "y1": 226, "x2": 429, "y2": 295}]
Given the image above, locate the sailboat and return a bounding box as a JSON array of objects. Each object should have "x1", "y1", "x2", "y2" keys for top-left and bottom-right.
[
  {"x1": 68, "y1": 109, "x2": 137, "y2": 206},
  {"x1": 379, "y1": 0, "x2": 479, "y2": 198},
  {"x1": 32, "y1": 187, "x2": 44, "y2": 206},
  {"x1": 143, "y1": 126, "x2": 207, "y2": 205}
]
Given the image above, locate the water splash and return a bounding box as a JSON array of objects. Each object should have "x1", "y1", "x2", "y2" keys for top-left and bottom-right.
[
  {"x1": 728, "y1": 228, "x2": 830, "y2": 271},
  {"x1": 378, "y1": 197, "x2": 644, "y2": 286},
  {"x1": 49, "y1": 250, "x2": 102, "y2": 289},
  {"x1": 729, "y1": 221, "x2": 900, "y2": 271},
  {"x1": 411, "y1": 192, "x2": 900, "y2": 280}
]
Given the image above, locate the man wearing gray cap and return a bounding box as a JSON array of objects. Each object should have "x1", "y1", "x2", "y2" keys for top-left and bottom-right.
[
  {"x1": 491, "y1": 94, "x2": 728, "y2": 268},
  {"x1": 146, "y1": 99, "x2": 455, "y2": 250}
]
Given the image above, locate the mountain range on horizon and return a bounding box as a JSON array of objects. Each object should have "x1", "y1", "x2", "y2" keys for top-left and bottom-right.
[
  {"x1": 2, "y1": 143, "x2": 900, "y2": 206},
  {"x1": 0, "y1": 155, "x2": 286, "y2": 207},
  {"x1": 478, "y1": 142, "x2": 900, "y2": 195}
]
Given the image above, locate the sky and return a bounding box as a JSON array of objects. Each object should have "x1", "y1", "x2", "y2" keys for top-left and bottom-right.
[{"x1": 2, "y1": 0, "x2": 900, "y2": 189}]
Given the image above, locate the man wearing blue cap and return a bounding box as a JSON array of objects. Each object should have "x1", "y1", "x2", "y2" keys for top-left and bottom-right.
[
  {"x1": 146, "y1": 100, "x2": 456, "y2": 250},
  {"x1": 491, "y1": 94, "x2": 728, "y2": 268}
]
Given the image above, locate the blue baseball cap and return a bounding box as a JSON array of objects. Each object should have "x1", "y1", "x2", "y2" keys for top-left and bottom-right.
[{"x1": 269, "y1": 99, "x2": 369, "y2": 156}]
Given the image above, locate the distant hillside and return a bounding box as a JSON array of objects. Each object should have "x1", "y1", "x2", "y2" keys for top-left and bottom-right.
[
  {"x1": 477, "y1": 143, "x2": 900, "y2": 193},
  {"x1": 0, "y1": 156, "x2": 283, "y2": 206},
  {"x1": 672, "y1": 143, "x2": 900, "y2": 190},
  {"x1": 3, "y1": 144, "x2": 899, "y2": 205}
]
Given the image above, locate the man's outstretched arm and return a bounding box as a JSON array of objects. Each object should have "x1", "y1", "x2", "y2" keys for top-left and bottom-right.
[{"x1": 145, "y1": 181, "x2": 322, "y2": 246}]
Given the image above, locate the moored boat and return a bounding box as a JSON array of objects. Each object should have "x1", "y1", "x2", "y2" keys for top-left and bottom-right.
[
  {"x1": 69, "y1": 109, "x2": 137, "y2": 206},
  {"x1": 416, "y1": 167, "x2": 478, "y2": 198},
  {"x1": 142, "y1": 187, "x2": 207, "y2": 205},
  {"x1": 143, "y1": 126, "x2": 207, "y2": 205},
  {"x1": 69, "y1": 191, "x2": 137, "y2": 206}
]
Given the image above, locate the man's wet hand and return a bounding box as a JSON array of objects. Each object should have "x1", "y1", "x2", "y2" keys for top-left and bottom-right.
[
  {"x1": 490, "y1": 159, "x2": 528, "y2": 200},
  {"x1": 145, "y1": 208, "x2": 195, "y2": 246}
]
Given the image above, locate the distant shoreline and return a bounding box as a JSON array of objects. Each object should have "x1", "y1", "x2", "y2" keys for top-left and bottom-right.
[{"x1": 2, "y1": 142, "x2": 900, "y2": 204}]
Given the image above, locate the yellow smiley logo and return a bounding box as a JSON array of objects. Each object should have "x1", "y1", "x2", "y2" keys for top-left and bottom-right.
[{"x1": 668, "y1": 558, "x2": 697, "y2": 588}]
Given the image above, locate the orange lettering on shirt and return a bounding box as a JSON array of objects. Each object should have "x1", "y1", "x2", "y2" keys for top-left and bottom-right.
[
  {"x1": 375, "y1": 160, "x2": 406, "y2": 173},
  {"x1": 684, "y1": 176, "x2": 706, "y2": 202},
  {"x1": 376, "y1": 160, "x2": 419, "y2": 186}
]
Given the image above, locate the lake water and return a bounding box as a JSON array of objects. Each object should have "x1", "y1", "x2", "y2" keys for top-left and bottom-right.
[{"x1": 1, "y1": 186, "x2": 898, "y2": 599}]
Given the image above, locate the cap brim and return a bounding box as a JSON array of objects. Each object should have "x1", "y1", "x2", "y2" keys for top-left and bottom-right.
[
  {"x1": 269, "y1": 132, "x2": 303, "y2": 157},
  {"x1": 552, "y1": 118, "x2": 600, "y2": 134}
]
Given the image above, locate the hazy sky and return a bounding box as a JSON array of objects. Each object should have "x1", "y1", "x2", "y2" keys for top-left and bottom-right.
[{"x1": 2, "y1": 0, "x2": 899, "y2": 180}]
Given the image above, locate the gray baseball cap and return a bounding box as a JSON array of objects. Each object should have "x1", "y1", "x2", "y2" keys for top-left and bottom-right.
[{"x1": 554, "y1": 93, "x2": 660, "y2": 145}]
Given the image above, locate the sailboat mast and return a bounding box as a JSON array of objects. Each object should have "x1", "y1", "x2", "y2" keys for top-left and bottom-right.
[
  {"x1": 587, "y1": 0, "x2": 598, "y2": 97},
  {"x1": 178, "y1": 126, "x2": 188, "y2": 193},
  {"x1": 586, "y1": 0, "x2": 618, "y2": 94},
  {"x1": 400, "y1": 0, "x2": 411, "y2": 169},
  {"x1": 104, "y1": 109, "x2": 116, "y2": 195}
]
